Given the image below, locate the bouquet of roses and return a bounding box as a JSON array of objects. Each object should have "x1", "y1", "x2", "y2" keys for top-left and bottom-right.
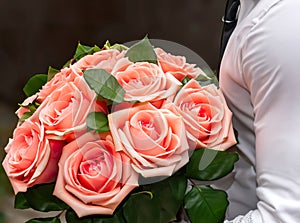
[{"x1": 2, "y1": 37, "x2": 238, "y2": 223}]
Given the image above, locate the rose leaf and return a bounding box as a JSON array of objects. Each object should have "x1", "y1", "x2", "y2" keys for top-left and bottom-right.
[
  {"x1": 17, "y1": 183, "x2": 68, "y2": 212},
  {"x1": 185, "y1": 149, "x2": 238, "y2": 181},
  {"x1": 23, "y1": 74, "x2": 48, "y2": 97},
  {"x1": 86, "y1": 112, "x2": 110, "y2": 133},
  {"x1": 65, "y1": 208, "x2": 125, "y2": 223},
  {"x1": 83, "y1": 69, "x2": 125, "y2": 103},
  {"x1": 25, "y1": 217, "x2": 61, "y2": 223},
  {"x1": 143, "y1": 173, "x2": 188, "y2": 222},
  {"x1": 47, "y1": 66, "x2": 59, "y2": 81},
  {"x1": 184, "y1": 185, "x2": 228, "y2": 223},
  {"x1": 73, "y1": 43, "x2": 101, "y2": 61},
  {"x1": 125, "y1": 36, "x2": 157, "y2": 64},
  {"x1": 123, "y1": 191, "x2": 160, "y2": 223}
]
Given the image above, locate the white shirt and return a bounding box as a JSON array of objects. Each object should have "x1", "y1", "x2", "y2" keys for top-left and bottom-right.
[{"x1": 219, "y1": 0, "x2": 300, "y2": 222}]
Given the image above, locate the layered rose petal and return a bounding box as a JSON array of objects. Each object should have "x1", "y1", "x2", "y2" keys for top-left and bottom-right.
[
  {"x1": 108, "y1": 103, "x2": 189, "y2": 179},
  {"x1": 38, "y1": 67, "x2": 79, "y2": 102},
  {"x1": 71, "y1": 49, "x2": 126, "y2": 75},
  {"x1": 53, "y1": 132, "x2": 138, "y2": 217},
  {"x1": 114, "y1": 62, "x2": 181, "y2": 102},
  {"x1": 155, "y1": 48, "x2": 205, "y2": 81},
  {"x1": 2, "y1": 120, "x2": 64, "y2": 194},
  {"x1": 171, "y1": 79, "x2": 236, "y2": 151},
  {"x1": 37, "y1": 76, "x2": 106, "y2": 141}
]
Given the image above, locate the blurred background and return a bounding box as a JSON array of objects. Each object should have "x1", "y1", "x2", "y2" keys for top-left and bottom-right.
[{"x1": 0, "y1": 0, "x2": 226, "y2": 222}]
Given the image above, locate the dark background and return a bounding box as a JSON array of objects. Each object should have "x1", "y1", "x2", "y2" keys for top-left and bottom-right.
[
  {"x1": 0, "y1": 0, "x2": 226, "y2": 220},
  {"x1": 0, "y1": 0, "x2": 227, "y2": 163}
]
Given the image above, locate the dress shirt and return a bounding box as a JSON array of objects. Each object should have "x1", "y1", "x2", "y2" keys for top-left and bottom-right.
[{"x1": 219, "y1": 0, "x2": 300, "y2": 222}]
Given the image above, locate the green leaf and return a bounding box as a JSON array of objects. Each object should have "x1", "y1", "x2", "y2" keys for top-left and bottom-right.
[
  {"x1": 26, "y1": 217, "x2": 61, "y2": 223},
  {"x1": 143, "y1": 174, "x2": 187, "y2": 222},
  {"x1": 15, "y1": 183, "x2": 68, "y2": 212},
  {"x1": 123, "y1": 191, "x2": 160, "y2": 223},
  {"x1": 47, "y1": 66, "x2": 59, "y2": 81},
  {"x1": 103, "y1": 40, "x2": 128, "y2": 51},
  {"x1": 83, "y1": 69, "x2": 125, "y2": 103},
  {"x1": 15, "y1": 192, "x2": 30, "y2": 209},
  {"x1": 74, "y1": 43, "x2": 101, "y2": 61},
  {"x1": 125, "y1": 36, "x2": 157, "y2": 64},
  {"x1": 184, "y1": 185, "x2": 228, "y2": 223},
  {"x1": 196, "y1": 68, "x2": 219, "y2": 87},
  {"x1": 19, "y1": 111, "x2": 34, "y2": 122},
  {"x1": 65, "y1": 208, "x2": 125, "y2": 223},
  {"x1": 86, "y1": 112, "x2": 110, "y2": 133},
  {"x1": 23, "y1": 74, "x2": 48, "y2": 97},
  {"x1": 186, "y1": 149, "x2": 238, "y2": 181}
]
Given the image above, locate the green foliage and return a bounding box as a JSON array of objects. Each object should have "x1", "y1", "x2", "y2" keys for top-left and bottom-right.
[
  {"x1": 47, "y1": 66, "x2": 59, "y2": 81},
  {"x1": 83, "y1": 69, "x2": 125, "y2": 103},
  {"x1": 86, "y1": 112, "x2": 110, "y2": 133},
  {"x1": 66, "y1": 209, "x2": 125, "y2": 223},
  {"x1": 186, "y1": 149, "x2": 238, "y2": 181},
  {"x1": 125, "y1": 37, "x2": 157, "y2": 64},
  {"x1": 23, "y1": 74, "x2": 48, "y2": 97},
  {"x1": 15, "y1": 183, "x2": 68, "y2": 212},
  {"x1": 74, "y1": 43, "x2": 101, "y2": 61},
  {"x1": 184, "y1": 185, "x2": 228, "y2": 223},
  {"x1": 103, "y1": 40, "x2": 128, "y2": 51},
  {"x1": 26, "y1": 217, "x2": 61, "y2": 223}
]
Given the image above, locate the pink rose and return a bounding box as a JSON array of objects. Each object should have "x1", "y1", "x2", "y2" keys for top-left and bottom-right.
[
  {"x1": 108, "y1": 103, "x2": 189, "y2": 179},
  {"x1": 2, "y1": 120, "x2": 64, "y2": 194},
  {"x1": 155, "y1": 48, "x2": 205, "y2": 81},
  {"x1": 71, "y1": 49, "x2": 126, "y2": 75},
  {"x1": 38, "y1": 67, "x2": 79, "y2": 102},
  {"x1": 114, "y1": 62, "x2": 181, "y2": 102},
  {"x1": 170, "y1": 79, "x2": 236, "y2": 151},
  {"x1": 53, "y1": 132, "x2": 138, "y2": 217},
  {"x1": 37, "y1": 76, "x2": 107, "y2": 141}
]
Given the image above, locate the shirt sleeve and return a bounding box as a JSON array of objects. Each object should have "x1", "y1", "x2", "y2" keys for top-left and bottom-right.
[{"x1": 225, "y1": 2, "x2": 300, "y2": 222}]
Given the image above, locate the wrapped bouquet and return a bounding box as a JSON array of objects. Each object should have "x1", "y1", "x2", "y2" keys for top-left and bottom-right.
[{"x1": 2, "y1": 37, "x2": 238, "y2": 223}]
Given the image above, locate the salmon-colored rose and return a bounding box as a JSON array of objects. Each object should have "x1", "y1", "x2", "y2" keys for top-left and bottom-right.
[
  {"x1": 170, "y1": 79, "x2": 236, "y2": 151},
  {"x1": 114, "y1": 62, "x2": 181, "y2": 102},
  {"x1": 71, "y1": 49, "x2": 126, "y2": 75},
  {"x1": 37, "y1": 76, "x2": 107, "y2": 141},
  {"x1": 155, "y1": 48, "x2": 205, "y2": 81},
  {"x1": 108, "y1": 103, "x2": 189, "y2": 179},
  {"x1": 38, "y1": 67, "x2": 79, "y2": 102},
  {"x1": 53, "y1": 132, "x2": 138, "y2": 217},
  {"x1": 2, "y1": 120, "x2": 64, "y2": 194}
]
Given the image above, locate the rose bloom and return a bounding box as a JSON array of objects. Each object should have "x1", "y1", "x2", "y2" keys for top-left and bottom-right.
[
  {"x1": 114, "y1": 62, "x2": 181, "y2": 102},
  {"x1": 38, "y1": 67, "x2": 79, "y2": 102},
  {"x1": 155, "y1": 48, "x2": 205, "y2": 81},
  {"x1": 108, "y1": 102, "x2": 189, "y2": 179},
  {"x1": 71, "y1": 49, "x2": 126, "y2": 75},
  {"x1": 170, "y1": 79, "x2": 236, "y2": 151},
  {"x1": 2, "y1": 119, "x2": 64, "y2": 194},
  {"x1": 37, "y1": 76, "x2": 107, "y2": 141},
  {"x1": 53, "y1": 132, "x2": 138, "y2": 217}
]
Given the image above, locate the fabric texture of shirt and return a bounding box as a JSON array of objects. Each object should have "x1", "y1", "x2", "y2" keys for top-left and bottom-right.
[{"x1": 219, "y1": 0, "x2": 300, "y2": 222}]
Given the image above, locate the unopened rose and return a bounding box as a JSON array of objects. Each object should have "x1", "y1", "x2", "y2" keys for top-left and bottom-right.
[
  {"x1": 155, "y1": 48, "x2": 205, "y2": 81},
  {"x1": 37, "y1": 76, "x2": 107, "y2": 141},
  {"x1": 170, "y1": 79, "x2": 236, "y2": 151},
  {"x1": 114, "y1": 62, "x2": 181, "y2": 102},
  {"x1": 2, "y1": 120, "x2": 64, "y2": 194},
  {"x1": 53, "y1": 132, "x2": 138, "y2": 217},
  {"x1": 108, "y1": 103, "x2": 189, "y2": 179}
]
